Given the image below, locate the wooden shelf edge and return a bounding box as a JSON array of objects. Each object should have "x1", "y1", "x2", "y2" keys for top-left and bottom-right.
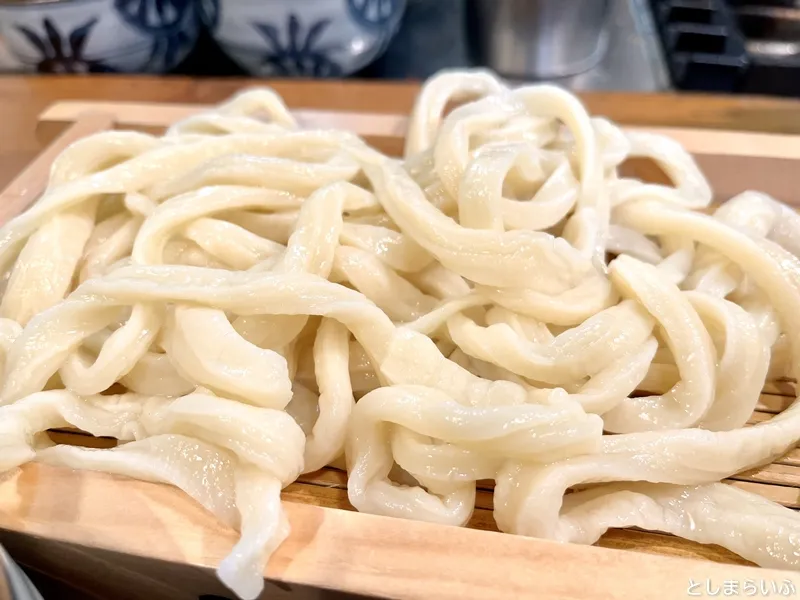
[
  {"x1": 0, "y1": 114, "x2": 114, "y2": 225},
  {"x1": 0, "y1": 464, "x2": 795, "y2": 600},
  {"x1": 38, "y1": 101, "x2": 800, "y2": 161}
]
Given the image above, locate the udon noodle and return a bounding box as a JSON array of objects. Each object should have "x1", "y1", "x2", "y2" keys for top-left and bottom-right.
[{"x1": 1, "y1": 70, "x2": 800, "y2": 598}]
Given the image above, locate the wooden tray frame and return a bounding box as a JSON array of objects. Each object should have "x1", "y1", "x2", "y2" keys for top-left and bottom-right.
[{"x1": 0, "y1": 101, "x2": 799, "y2": 600}]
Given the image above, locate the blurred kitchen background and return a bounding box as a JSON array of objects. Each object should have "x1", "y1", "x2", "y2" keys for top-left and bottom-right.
[{"x1": 0, "y1": 0, "x2": 797, "y2": 96}]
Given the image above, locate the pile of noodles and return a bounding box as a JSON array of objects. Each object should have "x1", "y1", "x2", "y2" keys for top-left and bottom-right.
[{"x1": 1, "y1": 70, "x2": 800, "y2": 598}]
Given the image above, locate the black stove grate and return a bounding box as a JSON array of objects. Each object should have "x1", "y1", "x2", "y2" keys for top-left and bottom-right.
[{"x1": 650, "y1": 0, "x2": 800, "y2": 96}]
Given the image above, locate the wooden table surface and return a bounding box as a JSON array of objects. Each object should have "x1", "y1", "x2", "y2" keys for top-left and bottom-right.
[{"x1": 3, "y1": 74, "x2": 800, "y2": 188}]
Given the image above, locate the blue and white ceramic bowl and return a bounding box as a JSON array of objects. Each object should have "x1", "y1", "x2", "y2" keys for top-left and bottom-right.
[
  {"x1": 207, "y1": 0, "x2": 406, "y2": 77},
  {"x1": 0, "y1": 0, "x2": 201, "y2": 73}
]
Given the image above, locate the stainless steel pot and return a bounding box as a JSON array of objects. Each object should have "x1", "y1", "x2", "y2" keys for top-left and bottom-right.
[{"x1": 467, "y1": 0, "x2": 611, "y2": 79}]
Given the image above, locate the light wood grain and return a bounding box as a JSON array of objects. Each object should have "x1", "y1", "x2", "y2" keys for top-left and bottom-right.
[
  {"x1": 1, "y1": 464, "x2": 796, "y2": 600},
  {"x1": 40, "y1": 102, "x2": 408, "y2": 140},
  {"x1": 776, "y1": 450, "x2": 800, "y2": 468},
  {"x1": 733, "y1": 463, "x2": 800, "y2": 488},
  {"x1": 760, "y1": 379, "x2": 796, "y2": 398},
  {"x1": 748, "y1": 412, "x2": 773, "y2": 425},
  {"x1": 727, "y1": 480, "x2": 800, "y2": 509},
  {"x1": 0, "y1": 113, "x2": 114, "y2": 226},
  {"x1": 756, "y1": 393, "x2": 796, "y2": 413},
  {"x1": 38, "y1": 101, "x2": 800, "y2": 160}
]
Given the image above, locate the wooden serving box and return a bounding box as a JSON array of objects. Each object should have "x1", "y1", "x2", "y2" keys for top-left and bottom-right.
[{"x1": 0, "y1": 100, "x2": 799, "y2": 600}]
